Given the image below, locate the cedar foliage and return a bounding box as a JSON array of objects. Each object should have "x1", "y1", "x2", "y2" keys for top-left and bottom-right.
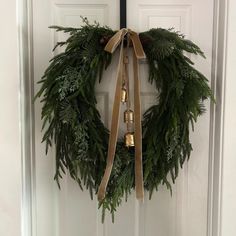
[{"x1": 35, "y1": 19, "x2": 213, "y2": 222}]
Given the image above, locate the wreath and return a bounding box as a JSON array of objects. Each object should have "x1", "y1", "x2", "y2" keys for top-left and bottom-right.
[{"x1": 36, "y1": 19, "x2": 213, "y2": 222}]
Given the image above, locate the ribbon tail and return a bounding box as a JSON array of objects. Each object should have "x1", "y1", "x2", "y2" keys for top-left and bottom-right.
[
  {"x1": 99, "y1": 29, "x2": 145, "y2": 202},
  {"x1": 97, "y1": 41, "x2": 125, "y2": 202},
  {"x1": 133, "y1": 50, "x2": 144, "y2": 201}
]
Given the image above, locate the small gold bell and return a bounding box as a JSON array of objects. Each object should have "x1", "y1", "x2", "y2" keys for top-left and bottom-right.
[
  {"x1": 121, "y1": 87, "x2": 127, "y2": 103},
  {"x1": 124, "y1": 110, "x2": 134, "y2": 123},
  {"x1": 124, "y1": 132, "x2": 135, "y2": 147}
]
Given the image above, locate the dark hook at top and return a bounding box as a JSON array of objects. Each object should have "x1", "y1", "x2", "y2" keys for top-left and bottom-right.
[{"x1": 120, "y1": 0, "x2": 127, "y2": 29}]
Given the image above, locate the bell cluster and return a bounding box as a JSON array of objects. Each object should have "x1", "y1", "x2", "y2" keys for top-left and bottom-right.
[{"x1": 121, "y1": 82, "x2": 135, "y2": 147}]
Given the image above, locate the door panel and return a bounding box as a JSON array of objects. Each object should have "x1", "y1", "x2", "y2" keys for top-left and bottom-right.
[
  {"x1": 127, "y1": 1, "x2": 213, "y2": 236},
  {"x1": 33, "y1": 0, "x2": 213, "y2": 235}
]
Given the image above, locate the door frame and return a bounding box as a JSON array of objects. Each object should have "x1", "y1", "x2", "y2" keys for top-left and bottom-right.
[{"x1": 18, "y1": 0, "x2": 228, "y2": 235}]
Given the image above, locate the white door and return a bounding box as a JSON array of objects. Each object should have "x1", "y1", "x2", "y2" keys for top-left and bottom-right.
[{"x1": 33, "y1": 0, "x2": 214, "y2": 236}]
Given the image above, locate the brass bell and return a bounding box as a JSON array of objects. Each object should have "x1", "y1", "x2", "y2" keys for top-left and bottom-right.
[
  {"x1": 121, "y1": 87, "x2": 127, "y2": 103},
  {"x1": 124, "y1": 132, "x2": 135, "y2": 147},
  {"x1": 124, "y1": 109, "x2": 134, "y2": 123}
]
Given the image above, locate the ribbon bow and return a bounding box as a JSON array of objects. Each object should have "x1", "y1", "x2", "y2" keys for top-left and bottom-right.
[{"x1": 97, "y1": 29, "x2": 146, "y2": 202}]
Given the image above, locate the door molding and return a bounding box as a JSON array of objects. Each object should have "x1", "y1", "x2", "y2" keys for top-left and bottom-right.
[
  {"x1": 207, "y1": 0, "x2": 228, "y2": 236},
  {"x1": 18, "y1": 0, "x2": 36, "y2": 235},
  {"x1": 18, "y1": 0, "x2": 228, "y2": 235}
]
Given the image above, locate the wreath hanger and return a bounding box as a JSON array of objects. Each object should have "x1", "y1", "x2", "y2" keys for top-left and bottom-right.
[{"x1": 120, "y1": 0, "x2": 127, "y2": 29}]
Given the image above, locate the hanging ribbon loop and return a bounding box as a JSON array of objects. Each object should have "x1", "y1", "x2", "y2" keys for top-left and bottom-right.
[
  {"x1": 104, "y1": 29, "x2": 145, "y2": 59},
  {"x1": 97, "y1": 29, "x2": 145, "y2": 202}
]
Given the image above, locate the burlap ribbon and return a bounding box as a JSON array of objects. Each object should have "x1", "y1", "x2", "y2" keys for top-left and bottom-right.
[{"x1": 97, "y1": 29, "x2": 146, "y2": 201}]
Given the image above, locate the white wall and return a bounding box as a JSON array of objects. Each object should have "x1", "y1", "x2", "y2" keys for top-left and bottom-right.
[
  {"x1": 221, "y1": 0, "x2": 236, "y2": 235},
  {"x1": 0, "y1": 0, "x2": 22, "y2": 236}
]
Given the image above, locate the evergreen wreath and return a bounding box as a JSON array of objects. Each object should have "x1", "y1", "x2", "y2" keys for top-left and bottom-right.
[{"x1": 36, "y1": 18, "x2": 213, "y2": 222}]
